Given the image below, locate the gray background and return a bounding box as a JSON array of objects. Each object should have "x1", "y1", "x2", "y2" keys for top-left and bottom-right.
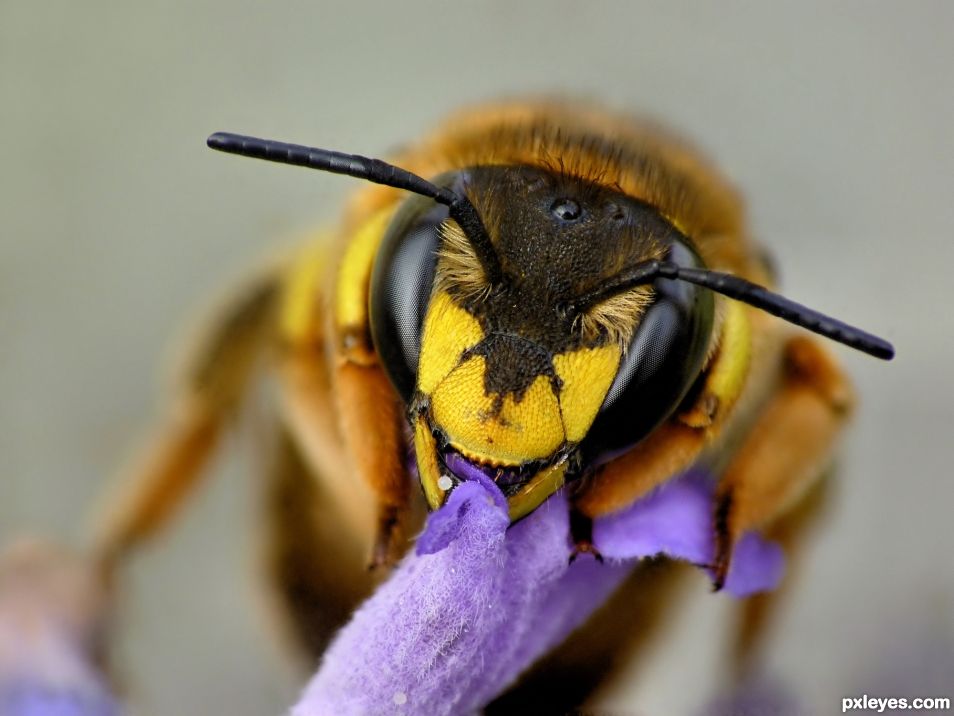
[{"x1": 2, "y1": 2, "x2": 952, "y2": 714}]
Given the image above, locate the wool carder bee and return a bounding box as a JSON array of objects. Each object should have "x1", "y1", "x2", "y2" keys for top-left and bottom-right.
[{"x1": 91, "y1": 101, "x2": 892, "y2": 661}]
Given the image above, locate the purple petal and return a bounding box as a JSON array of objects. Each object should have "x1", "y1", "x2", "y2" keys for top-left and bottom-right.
[
  {"x1": 295, "y1": 480, "x2": 511, "y2": 715},
  {"x1": 413, "y1": 481, "x2": 491, "y2": 556},
  {"x1": 295, "y1": 483, "x2": 631, "y2": 716},
  {"x1": 721, "y1": 531, "x2": 786, "y2": 597},
  {"x1": 0, "y1": 684, "x2": 120, "y2": 716},
  {"x1": 593, "y1": 471, "x2": 715, "y2": 564},
  {"x1": 293, "y1": 470, "x2": 786, "y2": 715},
  {"x1": 441, "y1": 452, "x2": 509, "y2": 513},
  {"x1": 592, "y1": 471, "x2": 785, "y2": 596},
  {"x1": 511, "y1": 556, "x2": 631, "y2": 668}
]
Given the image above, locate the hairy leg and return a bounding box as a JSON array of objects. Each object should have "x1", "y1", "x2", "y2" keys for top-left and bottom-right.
[
  {"x1": 711, "y1": 335, "x2": 854, "y2": 589},
  {"x1": 91, "y1": 271, "x2": 280, "y2": 575},
  {"x1": 261, "y1": 427, "x2": 378, "y2": 663},
  {"x1": 729, "y1": 475, "x2": 831, "y2": 677}
]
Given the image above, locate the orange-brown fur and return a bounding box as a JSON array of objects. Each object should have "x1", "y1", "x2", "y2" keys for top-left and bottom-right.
[{"x1": 711, "y1": 336, "x2": 854, "y2": 584}]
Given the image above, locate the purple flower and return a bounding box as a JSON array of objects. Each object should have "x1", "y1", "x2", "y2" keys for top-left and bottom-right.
[
  {"x1": 0, "y1": 541, "x2": 121, "y2": 716},
  {"x1": 293, "y1": 472, "x2": 784, "y2": 715}
]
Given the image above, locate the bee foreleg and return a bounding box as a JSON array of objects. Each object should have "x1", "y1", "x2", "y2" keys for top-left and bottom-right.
[
  {"x1": 729, "y1": 475, "x2": 831, "y2": 678},
  {"x1": 90, "y1": 270, "x2": 279, "y2": 576},
  {"x1": 574, "y1": 421, "x2": 708, "y2": 518},
  {"x1": 711, "y1": 335, "x2": 855, "y2": 590},
  {"x1": 333, "y1": 360, "x2": 413, "y2": 569},
  {"x1": 569, "y1": 507, "x2": 603, "y2": 563},
  {"x1": 262, "y1": 425, "x2": 377, "y2": 661}
]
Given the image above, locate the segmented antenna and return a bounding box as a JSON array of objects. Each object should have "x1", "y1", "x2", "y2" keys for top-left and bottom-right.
[
  {"x1": 572, "y1": 259, "x2": 895, "y2": 360},
  {"x1": 207, "y1": 132, "x2": 893, "y2": 361},
  {"x1": 206, "y1": 132, "x2": 502, "y2": 284}
]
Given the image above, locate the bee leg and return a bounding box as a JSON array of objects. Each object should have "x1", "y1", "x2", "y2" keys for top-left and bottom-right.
[
  {"x1": 730, "y1": 475, "x2": 830, "y2": 678},
  {"x1": 90, "y1": 271, "x2": 279, "y2": 576},
  {"x1": 333, "y1": 359, "x2": 413, "y2": 569},
  {"x1": 323, "y1": 207, "x2": 416, "y2": 569},
  {"x1": 711, "y1": 335, "x2": 855, "y2": 590},
  {"x1": 574, "y1": 421, "x2": 708, "y2": 518},
  {"x1": 569, "y1": 507, "x2": 603, "y2": 563},
  {"x1": 284, "y1": 352, "x2": 413, "y2": 570},
  {"x1": 263, "y1": 424, "x2": 377, "y2": 662}
]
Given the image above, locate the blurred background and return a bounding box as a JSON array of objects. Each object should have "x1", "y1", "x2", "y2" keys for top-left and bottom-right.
[{"x1": 2, "y1": 2, "x2": 952, "y2": 714}]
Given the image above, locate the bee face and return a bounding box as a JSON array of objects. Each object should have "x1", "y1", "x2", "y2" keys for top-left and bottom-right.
[{"x1": 369, "y1": 165, "x2": 715, "y2": 519}]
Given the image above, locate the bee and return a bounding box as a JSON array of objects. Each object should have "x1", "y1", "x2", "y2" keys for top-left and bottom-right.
[{"x1": 90, "y1": 100, "x2": 892, "y2": 659}]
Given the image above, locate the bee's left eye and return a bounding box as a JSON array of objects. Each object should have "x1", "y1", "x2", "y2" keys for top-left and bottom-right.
[{"x1": 369, "y1": 194, "x2": 447, "y2": 403}]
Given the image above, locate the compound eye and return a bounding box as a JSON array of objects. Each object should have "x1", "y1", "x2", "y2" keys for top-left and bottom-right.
[
  {"x1": 579, "y1": 239, "x2": 715, "y2": 464},
  {"x1": 550, "y1": 197, "x2": 582, "y2": 222},
  {"x1": 369, "y1": 193, "x2": 449, "y2": 403}
]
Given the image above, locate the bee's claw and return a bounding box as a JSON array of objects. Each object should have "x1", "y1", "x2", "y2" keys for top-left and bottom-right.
[
  {"x1": 367, "y1": 544, "x2": 393, "y2": 572},
  {"x1": 569, "y1": 540, "x2": 604, "y2": 564},
  {"x1": 568, "y1": 506, "x2": 604, "y2": 564},
  {"x1": 710, "y1": 492, "x2": 734, "y2": 591},
  {"x1": 367, "y1": 504, "x2": 402, "y2": 571}
]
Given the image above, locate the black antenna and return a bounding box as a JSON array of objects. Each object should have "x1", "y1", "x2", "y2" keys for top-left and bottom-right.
[
  {"x1": 571, "y1": 259, "x2": 895, "y2": 360},
  {"x1": 206, "y1": 132, "x2": 503, "y2": 284}
]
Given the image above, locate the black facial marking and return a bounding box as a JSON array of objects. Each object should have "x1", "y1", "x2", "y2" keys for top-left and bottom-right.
[
  {"x1": 452, "y1": 164, "x2": 678, "y2": 360},
  {"x1": 465, "y1": 333, "x2": 558, "y2": 409}
]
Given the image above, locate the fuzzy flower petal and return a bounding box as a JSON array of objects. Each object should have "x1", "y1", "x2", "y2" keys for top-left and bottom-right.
[
  {"x1": 293, "y1": 471, "x2": 784, "y2": 715},
  {"x1": 593, "y1": 470, "x2": 715, "y2": 563},
  {"x1": 593, "y1": 472, "x2": 785, "y2": 597}
]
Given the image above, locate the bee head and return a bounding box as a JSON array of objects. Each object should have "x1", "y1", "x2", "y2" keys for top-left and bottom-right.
[{"x1": 370, "y1": 165, "x2": 715, "y2": 518}]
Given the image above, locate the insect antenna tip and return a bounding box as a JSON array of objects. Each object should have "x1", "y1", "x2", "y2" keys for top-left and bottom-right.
[{"x1": 207, "y1": 132, "x2": 233, "y2": 151}]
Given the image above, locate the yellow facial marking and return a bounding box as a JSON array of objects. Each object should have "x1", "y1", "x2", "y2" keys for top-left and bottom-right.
[
  {"x1": 553, "y1": 345, "x2": 621, "y2": 442},
  {"x1": 430, "y1": 355, "x2": 564, "y2": 464},
  {"x1": 414, "y1": 414, "x2": 445, "y2": 511},
  {"x1": 507, "y1": 463, "x2": 567, "y2": 521},
  {"x1": 708, "y1": 300, "x2": 751, "y2": 405},
  {"x1": 334, "y1": 206, "x2": 395, "y2": 334},
  {"x1": 417, "y1": 290, "x2": 484, "y2": 395},
  {"x1": 280, "y1": 234, "x2": 331, "y2": 345},
  {"x1": 680, "y1": 299, "x2": 751, "y2": 428}
]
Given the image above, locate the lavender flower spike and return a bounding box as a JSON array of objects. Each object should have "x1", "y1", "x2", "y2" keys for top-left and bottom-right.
[{"x1": 293, "y1": 472, "x2": 784, "y2": 715}]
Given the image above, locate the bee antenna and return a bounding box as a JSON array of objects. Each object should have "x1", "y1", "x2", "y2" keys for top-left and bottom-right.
[
  {"x1": 573, "y1": 260, "x2": 895, "y2": 360},
  {"x1": 206, "y1": 132, "x2": 503, "y2": 285}
]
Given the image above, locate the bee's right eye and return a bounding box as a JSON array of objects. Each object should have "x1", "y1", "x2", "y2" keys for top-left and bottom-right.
[
  {"x1": 369, "y1": 194, "x2": 448, "y2": 403},
  {"x1": 579, "y1": 239, "x2": 714, "y2": 465}
]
